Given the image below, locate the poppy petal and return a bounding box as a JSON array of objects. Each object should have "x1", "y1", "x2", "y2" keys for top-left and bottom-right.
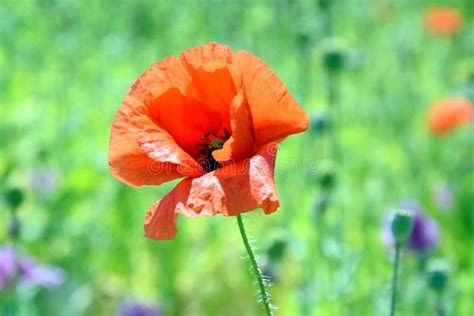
[
  {"x1": 212, "y1": 91, "x2": 254, "y2": 163},
  {"x1": 180, "y1": 43, "x2": 237, "y2": 114},
  {"x1": 144, "y1": 87, "x2": 227, "y2": 161},
  {"x1": 109, "y1": 104, "x2": 189, "y2": 187},
  {"x1": 234, "y1": 51, "x2": 309, "y2": 149},
  {"x1": 429, "y1": 97, "x2": 473, "y2": 134},
  {"x1": 144, "y1": 180, "x2": 193, "y2": 240},
  {"x1": 179, "y1": 43, "x2": 236, "y2": 130},
  {"x1": 425, "y1": 7, "x2": 463, "y2": 35},
  {"x1": 129, "y1": 106, "x2": 205, "y2": 175},
  {"x1": 144, "y1": 43, "x2": 237, "y2": 160},
  {"x1": 144, "y1": 145, "x2": 279, "y2": 240},
  {"x1": 109, "y1": 56, "x2": 205, "y2": 187}
]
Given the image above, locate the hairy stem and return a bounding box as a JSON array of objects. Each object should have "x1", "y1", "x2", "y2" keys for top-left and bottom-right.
[{"x1": 236, "y1": 214, "x2": 273, "y2": 316}]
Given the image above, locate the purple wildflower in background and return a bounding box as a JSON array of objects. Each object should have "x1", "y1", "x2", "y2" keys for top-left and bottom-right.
[
  {"x1": 382, "y1": 201, "x2": 439, "y2": 254},
  {"x1": 409, "y1": 211, "x2": 439, "y2": 253},
  {"x1": 0, "y1": 244, "x2": 65, "y2": 291},
  {"x1": 432, "y1": 182, "x2": 454, "y2": 212},
  {"x1": 0, "y1": 245, "x2": 16, "y2": 291},
  {"x1": 116, "y1": 301, "x2": 162, "y2": 316},
  {"x1": 18, "y1": 256, "x2": 65, "y2": 289},
  {"x1": 30, "y1": 168, "x2": 58, "y2": 194}
]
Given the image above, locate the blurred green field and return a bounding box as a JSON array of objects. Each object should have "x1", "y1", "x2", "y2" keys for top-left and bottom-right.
[{"x1": 1, "y1": 0, "x2": 473, "y2": 315}]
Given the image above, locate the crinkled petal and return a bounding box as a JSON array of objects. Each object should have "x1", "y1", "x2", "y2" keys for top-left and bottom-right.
[
  {"x1": 109, "y1": 57, "x2": 204, "y2": 187},
  {"x1": 180, "y1": 42, "x2": 233, "y2": 72},
  {"x1": 212, "y1": 91, "x2": 254, "y2": 163},
  {"x1": 144, "y1": 181, "x2": 192, "y2": 240},
  {"x1": 180, "y1": 43, "x2": 237, "y2": 114},
  {"x1": 144, "y1": 145, "x2": 279, "y2": 240},
  {"x1": 145, "y1": 87, "x2": 228, "y2": 160},
  {"x1": 177, "y1": 42, "x2": 242, "y2": 100},
  {"x1": 136, "y1": 43, "x2": 237, "y2": 161},
  {"x1": 234, "y1": 50, "x2": 309, "y2": 149},
  {"x1": 129, "y1": 106, "x2": 204, "y2": 175}
]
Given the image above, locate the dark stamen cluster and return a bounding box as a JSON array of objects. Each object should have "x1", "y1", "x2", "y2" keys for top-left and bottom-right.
[{"x1": 197, "y1": 127, "x2": 231, "y2": 172}]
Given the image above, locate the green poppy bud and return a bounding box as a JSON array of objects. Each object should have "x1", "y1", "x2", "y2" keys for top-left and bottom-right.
[
  {"x1": 323, "y1": 50, "x2": 344, "y2": 72},
  {"x1": 391, "y1": 209, "x2": 414, "y2": 245},
  {"x1": 266, "y1": 234, "x2": 287, "y2": 263},
  {"x1": 426, "y1": 259, "x2": 449, "y2": 292},
  {"x1": 5, "y1": 187, "x2": 24, "y2": 211},
  {"x1": 322, "y1": 39, "x2": 345, "y2": 73},
  {"x1": 310, "y1": 113, "x2": 330, "y2": 133},
  {"x1": 318, "y1": 0, "x2": 331, "y2": 10},
  {"x1": 318, "y1": 161, "x2": 336, "y2": 190}
]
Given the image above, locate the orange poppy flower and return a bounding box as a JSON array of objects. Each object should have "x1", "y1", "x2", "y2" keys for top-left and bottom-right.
[
  {"x1": 429, "y1": 97, "x2": 473, "y2": 135},
  {"x1": 109, "y1": 43, "x2": 308, "y2": 240},
  {"x1": 424, "y1": 7, "x2": 463, "y2": 35}
]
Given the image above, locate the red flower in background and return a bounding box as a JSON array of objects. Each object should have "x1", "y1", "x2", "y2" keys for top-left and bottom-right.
[
  {"x1": 425, "y1": 7, "x2": 463, "y2": 35},
  {"x1": 109, "y1": 43, "x2": 308, "y2": 240},
  {"x1": 429, "y1": 97, "x2": 473, "y2": 135}
]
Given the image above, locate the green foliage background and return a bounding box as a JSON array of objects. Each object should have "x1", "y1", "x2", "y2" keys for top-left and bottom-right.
[{"x1": 0, "y1": 0, "x2": 473, "y2": 315}]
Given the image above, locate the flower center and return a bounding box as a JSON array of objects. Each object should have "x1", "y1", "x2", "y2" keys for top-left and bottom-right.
[{"x1": 197, "y1": 127, "x2": 231, "y2": 172}]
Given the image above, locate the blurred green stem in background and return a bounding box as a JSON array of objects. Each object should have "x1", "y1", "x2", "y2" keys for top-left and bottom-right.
[
  {"x1": 236, "y1": 214, "x2": 273, "y2": 316},
  {"x1": 435, "y1": 291, "x2": 446, "y2": 316},
  {"x1": 390, "y1": 243, "x2": 401, "y2": 316},
  {"x1": 390, "y1": 210, "x2": 414, "y2": 316},
  {"x1": 1, "y1": 190, "x2": 22, "y2": 316}
]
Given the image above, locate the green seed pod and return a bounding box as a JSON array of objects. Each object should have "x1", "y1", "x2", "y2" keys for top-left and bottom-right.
[
  {"x1": 323, "y1": 50, "x2": 344, "y2": 72},
  {"x1": 266, "y1": 234, "x2": 287, "y2": 263},
  {"x1": 317, "y1": 161, "x2": 336, "y2": 190},
  {"x1": 310, "y1": 113, "x2": 330, "y2": 133},
  {"x1": 426, "y1": 259, "x2": 449, "y2": 292},
  {"x1": 318, "y1": 0, "x2": 331, "y2": 10},
  {"x1": 5, "y1": 187, "x2": 24, "y2": 211},
  {"x1": 391, "y1": 209, "x2": 414, "y2": 245},
  {"x1": 322, "y1": 39, "x2": 346, "y2": 73}
]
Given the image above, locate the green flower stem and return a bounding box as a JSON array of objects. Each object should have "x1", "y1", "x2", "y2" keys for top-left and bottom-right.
[
  {"x1": 236, "y1": 214, "x2": 273, "y2": 316},
  {"x1": 435, "y1": 291, "x2": 446, "y2": 316},
  {"x1": 390, "y1": 244, "x2": 402, "y2": 316}
]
